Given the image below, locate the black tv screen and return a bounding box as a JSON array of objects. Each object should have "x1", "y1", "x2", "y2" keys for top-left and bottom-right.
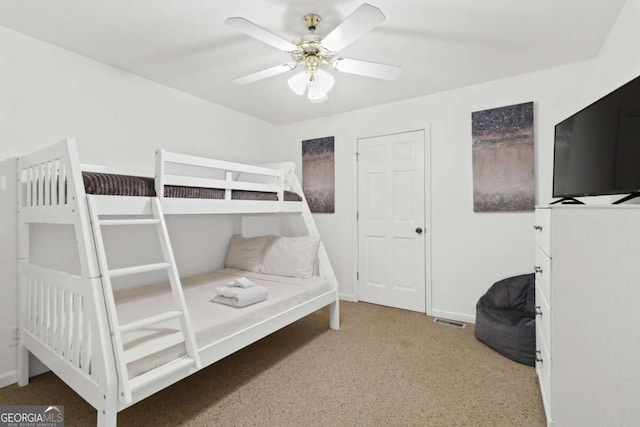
[{"x1": 553, "y1": 74, "x2": 640, "y2": 198}]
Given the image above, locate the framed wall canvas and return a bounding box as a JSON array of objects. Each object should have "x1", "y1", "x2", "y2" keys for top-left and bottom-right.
[
  {"x1": 302, "y1": 136, "x2": 335, "y2": 213},
  {"x1": 472, "y1": 102, "x2": 535, "y2": 212}
]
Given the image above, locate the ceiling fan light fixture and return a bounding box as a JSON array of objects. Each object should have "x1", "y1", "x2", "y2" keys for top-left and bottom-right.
[
  {"x1": 309, "y1": 93, "x2": 329, "y2": 103},
  {"x1": 307, "y1": 68, "x2": 334, "y2": 103},
  {"x1": 288, "y1": 67, "x2": 334, "y2": 102},
  {"x1": 307, "y1": 84, "x2": 326, "y2": 102},
  {"x1": 311, "y1": 68, "x2": 335, "y2": 93},
  {"x1": 287, "y1": 71, "x2": 308, "y2": 95}
]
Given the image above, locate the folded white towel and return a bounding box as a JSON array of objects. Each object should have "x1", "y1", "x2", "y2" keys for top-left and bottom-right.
[
  {"x1": 227, "y1": 277, "x2": 256, "y2": 288},
  {"x1": 213, "y1": 285, "x2": 268, "y2": 307},
  {"x1": 215, "y1": 286, "x2": 239, "y2": 298},
  {"x1": 214, "y1": 284, "x2": 267, "y2": 298}
]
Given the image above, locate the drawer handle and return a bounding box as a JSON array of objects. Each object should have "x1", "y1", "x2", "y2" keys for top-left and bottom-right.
[
  {"x1": 533, "y1": 225, "x2": 543, "y2": 231},
  {"x1": 535, "y1": 350, "x2": 543, "y2": 363},
  {"x1": 535, "y1": 306, "x2": 542, "y2": 316},
  {"x1": 534, "y1": 266, "x2": 543, "y2": 273}
]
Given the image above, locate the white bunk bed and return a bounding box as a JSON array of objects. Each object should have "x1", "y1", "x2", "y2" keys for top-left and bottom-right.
[{"x1": 16, "y1": 138, "x2": 339, "y2": 426}]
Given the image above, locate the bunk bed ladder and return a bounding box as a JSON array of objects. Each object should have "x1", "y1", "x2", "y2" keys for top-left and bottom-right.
[{"x1": 86, "y1": 196, "x2": 201, "y2": 404}]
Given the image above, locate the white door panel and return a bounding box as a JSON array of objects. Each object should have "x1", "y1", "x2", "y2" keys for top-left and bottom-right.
[{"x1": 358, "y1": 130, "x2": 426, "y2": 312}]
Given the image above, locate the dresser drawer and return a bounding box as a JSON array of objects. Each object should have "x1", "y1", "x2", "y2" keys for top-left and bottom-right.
[
  {"x1": 534, "y1": 208, "x2": 551, "y2": 257},
  {"x1": 536, "y1": 322, "x2": 552, "y2": 423},
  {"x1": 535, "y1": 282, "x2": 551, "y2": 354},
  {"x1": 534, "y1": 245, "x2": 551, "y2": 304}
]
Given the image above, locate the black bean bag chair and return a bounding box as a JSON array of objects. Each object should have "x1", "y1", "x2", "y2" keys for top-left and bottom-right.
[{"x1": 475, "y1": 273, "x2": 536, "y2": 366}]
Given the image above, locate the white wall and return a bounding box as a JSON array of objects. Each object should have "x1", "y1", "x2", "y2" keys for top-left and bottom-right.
[
  {"x1": 0, "y1": 26, "x2": 281, "y2": 165},
  {"x1": 278, "y1": 65, "x2": 589, "y2": 322},
  {"x1": 278, "y1": 0, "x2": 640, "y2": 322},
  {"x1": 0, "y1": 26, "x2": 281, "y2": 385}
]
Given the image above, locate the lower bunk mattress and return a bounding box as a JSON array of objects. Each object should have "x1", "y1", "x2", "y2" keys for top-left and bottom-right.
[{"x1": 114, "y1": 268, "x2": 331, "y2": 378}]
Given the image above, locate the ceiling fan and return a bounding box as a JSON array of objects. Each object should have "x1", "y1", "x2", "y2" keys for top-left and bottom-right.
[{"x1": 225, "y1": 3, "x2": 401, "y2": 103}]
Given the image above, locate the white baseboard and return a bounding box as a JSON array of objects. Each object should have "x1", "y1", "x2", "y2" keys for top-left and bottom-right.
[
  {"x1": 431, "y1": 309, "x2": 476, "y2": 325},
  {"x1": 0, "y1": 356, "x2": 51, "y2": 389},
  {"x1": 0, "y1": 370, "x2": 16, "y2": 389},
  {"x1": 339, "y1": 293, "x2": 357, "y2": 302}
]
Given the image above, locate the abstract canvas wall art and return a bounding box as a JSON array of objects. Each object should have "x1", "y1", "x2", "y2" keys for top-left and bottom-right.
[
  {"x1": 302, "y1": 136, "x2": 335, "y2": 213},
  {"x1": 472, "y1": 102, "x2": 535, "y2": 212}
]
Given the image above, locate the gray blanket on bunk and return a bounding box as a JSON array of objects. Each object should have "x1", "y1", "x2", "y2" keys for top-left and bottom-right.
[{"x1": 81, "y1": 172, "x2": 302, "y2": 201}]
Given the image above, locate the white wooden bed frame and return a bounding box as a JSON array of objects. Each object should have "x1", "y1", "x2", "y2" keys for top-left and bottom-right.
[{"x1": 16, "y1": 138, "x2": 339, "y2": 426}]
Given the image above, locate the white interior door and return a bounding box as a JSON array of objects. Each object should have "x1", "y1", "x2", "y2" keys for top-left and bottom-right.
[{"x1": 357, "y1": 130, "x2": 427, "y2": 313}]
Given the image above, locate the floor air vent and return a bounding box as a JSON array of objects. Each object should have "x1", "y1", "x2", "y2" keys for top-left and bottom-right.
[{"x1": 433, "y1": 318, "x2": 466, "y2": 329}]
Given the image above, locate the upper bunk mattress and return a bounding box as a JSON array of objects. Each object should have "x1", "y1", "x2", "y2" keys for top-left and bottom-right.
[
  {"x1": 82, "y1": 171, "x2": 302, "y2": 201},
  {"x1": 114, "y1": 268, "x2": 332, "y2": 378}
]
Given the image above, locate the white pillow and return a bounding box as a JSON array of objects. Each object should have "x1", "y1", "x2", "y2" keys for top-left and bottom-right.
[
  {"x1": 224, "y1": 235, "x2": 271, "y2": 272},
  {"x1": 259, "y1": 236, "x2": 321, "y2": 278},
  {"x1": 237, "y1": 162, "x2": 296, "y2": 191}
]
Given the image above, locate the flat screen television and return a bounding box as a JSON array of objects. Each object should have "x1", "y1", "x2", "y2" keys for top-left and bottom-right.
[{"x1": 553, "y1": 74, "x2": 640, "y2": 203}]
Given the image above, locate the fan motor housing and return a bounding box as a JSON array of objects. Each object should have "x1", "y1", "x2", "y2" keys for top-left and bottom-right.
[{"x1": 294, "y1": 33, "x2": 322, "y2": 47}]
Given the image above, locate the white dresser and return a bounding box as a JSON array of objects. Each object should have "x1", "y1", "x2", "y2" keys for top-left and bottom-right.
[{"x1": 533, "y1": 205, "x2": 640, "y2": 426}]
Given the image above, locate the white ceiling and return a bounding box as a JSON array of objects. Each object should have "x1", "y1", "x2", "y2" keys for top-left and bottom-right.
[{"x1": 0, "y1": 0, "x2": 627, "y2": 125}]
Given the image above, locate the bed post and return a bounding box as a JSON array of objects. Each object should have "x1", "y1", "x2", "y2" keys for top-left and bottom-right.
[
  {"x1": 92, "y1": 277, "x2": 118, "y2": 427},
  {"x1": 289, "y1": 174, "x2": 340, "y2": 330},
  {"x1": 16, "y1": 257, "x2": 29, "y2": 386},
  {"x1": 155, "y1": 149, "x2": 165, "y2": 200},
  {"x1": 15, "y1": 157, "x2": 30, "y2": 386}
]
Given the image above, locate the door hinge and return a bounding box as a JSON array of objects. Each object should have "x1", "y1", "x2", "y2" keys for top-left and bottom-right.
[
  {"x1": 356, "y1": 212, "x2": 359, "y2": 221},
  {"x1": 355, "y1": 152, "x2": 360, "y2": 161},
  {"x1": 356, "y1": 271, "x2": 359, "y2": 280}
]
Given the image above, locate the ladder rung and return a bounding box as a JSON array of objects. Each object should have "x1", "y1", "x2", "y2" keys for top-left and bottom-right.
[
  {"x1": 120, "y1": 310, "x2": 183, "y2": 334},
  {"x1": 129, "y1": 357, "x2": 195, "y2": 394},
  {"x1": 100, "y1": 219, "x2": 160, "y2": 226},
  {"x1": 123, "y1": 331, "x2": 185, "y2": 364},
  {"x1": 109, "y1": 263, "x2": 170, "y2": 278}
]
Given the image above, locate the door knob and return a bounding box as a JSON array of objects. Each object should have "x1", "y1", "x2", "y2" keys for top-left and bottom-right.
[{"x1": 415, "y1": 227, "x2": 423, "y2": 234}]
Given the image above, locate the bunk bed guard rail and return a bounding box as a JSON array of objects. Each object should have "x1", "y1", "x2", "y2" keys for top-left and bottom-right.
[
  {"x1": 18, "y1": 139, "x2": 87, "y2": 226},
  {"x1": 155, "y1": 149, "x2": 286, "y2": 205}
]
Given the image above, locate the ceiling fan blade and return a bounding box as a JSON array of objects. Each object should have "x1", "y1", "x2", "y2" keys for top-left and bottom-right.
[
  {"x1": 332, "y1": 58, "x2": 401, "y2": 80},
  {"x1": 225, "y1": 17, "x2": 298, "y2": 52},
  {"x1": 321, "y1": 3, "x2": 385, "y2": 53},
  {"x1": 232, "y1": 63, "x2": 297, "y2": 85}
]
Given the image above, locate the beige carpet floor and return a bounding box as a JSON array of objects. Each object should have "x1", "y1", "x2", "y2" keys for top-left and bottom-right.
[{"x1": 0, "y1": 301, "x2": 545, "y2": 426}]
